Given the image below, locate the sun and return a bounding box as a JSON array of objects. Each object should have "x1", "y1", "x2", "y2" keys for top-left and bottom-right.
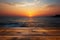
[
  {"x1": 26, "y1": 10, "x2": 35, "y2": 17},
  {"x1": 26, "y1": 12, "x2": 32, "y2": 17},
  {"x1": 28, "y1": 13, "x2": 33, "y2": 17}
]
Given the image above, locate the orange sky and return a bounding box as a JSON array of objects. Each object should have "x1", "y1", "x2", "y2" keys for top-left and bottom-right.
[{"x1": 0, "y1": 0, "x2": 60, "y2": 17}]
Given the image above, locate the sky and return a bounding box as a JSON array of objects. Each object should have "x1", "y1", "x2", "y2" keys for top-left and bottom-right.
[{"x1": 0, "y1": 0, "x2": 60, "y2": 17}]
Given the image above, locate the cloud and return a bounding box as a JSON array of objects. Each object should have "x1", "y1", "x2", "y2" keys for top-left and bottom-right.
[
  {"x1": 0, "y1": 2, "x2": 25, "y2": 6},
  {"x1": 46, "y1": 4, "x2": 60, "y2": 8},
  {"x1": 45, "y1": 4, "x2": 60, "y2": 13},
  {"x1": 0, "y1": 0, "x2": 41, "y2": 6},
  {"x1": 36, "y1": 4, "x2": 60, "y2": 16}
]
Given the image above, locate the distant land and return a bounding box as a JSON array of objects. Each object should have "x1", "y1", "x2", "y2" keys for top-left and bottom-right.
[
  {"x1": 0, "y1": 15, "x2": 60, "y2": 18},
  {"x1": 52, "y1": 15, "x2": 60, "y2": 17}
]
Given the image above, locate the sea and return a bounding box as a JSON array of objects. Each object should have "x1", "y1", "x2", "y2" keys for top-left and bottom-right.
[
  {"x1": 0, "y1": 16, "x2": 60, "y2": 40},
  {"x1": 0, "y1": 16, "x2": 60, "y2": 27}
]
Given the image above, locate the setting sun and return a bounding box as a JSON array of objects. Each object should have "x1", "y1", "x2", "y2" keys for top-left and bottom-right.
[
  {"x1": 27, "y1": 11, "x2": 33, "y2": 17},
  {"x1": 25, "y1": 9, "x2": 37, "y2": 17},
  {"x1": 28, "y1": 13, "x2": 32, "y2": 17}
]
